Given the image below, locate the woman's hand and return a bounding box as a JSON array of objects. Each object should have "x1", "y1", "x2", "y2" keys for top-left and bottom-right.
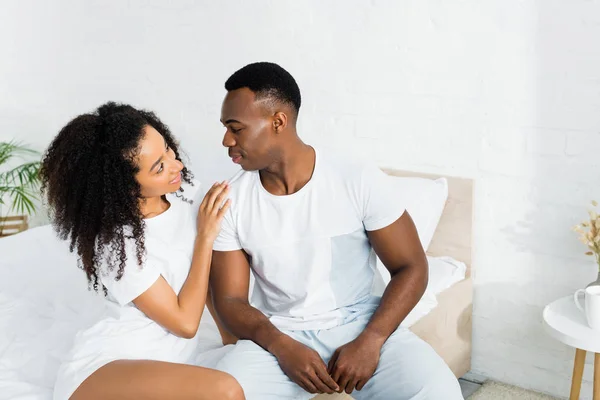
[
  {"x1": 133, "y1": 181, "x2": 231, "y2": 338},
  {"x1": 197, "y1": 181, "x2": 230, "y2": 243}
]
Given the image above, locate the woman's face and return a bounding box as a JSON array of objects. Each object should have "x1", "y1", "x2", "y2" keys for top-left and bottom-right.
[{"x1": 135, "y1": 125, "x2": 184, "y2": 198}]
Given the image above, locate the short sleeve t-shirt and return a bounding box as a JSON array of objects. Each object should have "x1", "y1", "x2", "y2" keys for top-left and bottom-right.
[
  {"x1": 100, "y1": 180, "x2": 203, "y2": 314},
  {"x1": 213, "y1": 149, "x2": 405, "y2": 330}
]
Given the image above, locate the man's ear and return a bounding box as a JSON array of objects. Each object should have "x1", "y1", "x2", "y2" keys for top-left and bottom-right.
[{"x1": 273, "y1": 111, "x2": 288, "y2": 133}]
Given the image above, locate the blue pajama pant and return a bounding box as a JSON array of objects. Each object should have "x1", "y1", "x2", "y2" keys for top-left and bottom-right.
[{"x1": 214, "y1": 298, "x2": 463, "y2": 400}]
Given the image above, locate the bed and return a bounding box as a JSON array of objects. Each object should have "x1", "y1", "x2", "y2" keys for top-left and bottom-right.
[{"x1": 0, "y1": 169, "x2": 473, "y2": 400}]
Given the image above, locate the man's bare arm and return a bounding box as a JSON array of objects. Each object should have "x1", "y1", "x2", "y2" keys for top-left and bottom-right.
[
  {"x1": 210, "y1": 250, "x2": 339, "y2": 394},
  {"x1": 363, "y1": 211, "x2": 428, "y2": 344},
  {"x1": 328, "y1": 211, "x2": 428, "y2": 393},
  {"x1": 205, "y1": 285, "x2": 238, "y2": 345},
  {"x1": 210, "y1": 250, "x2": 286, "y2": 351}
]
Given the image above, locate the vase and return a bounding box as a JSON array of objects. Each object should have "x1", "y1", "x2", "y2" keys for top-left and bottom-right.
[{"x1": 587, "y1": 267, "x2": 600, "y2": 288}]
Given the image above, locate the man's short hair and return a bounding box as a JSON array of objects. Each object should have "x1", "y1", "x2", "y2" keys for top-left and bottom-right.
[{"x1": 225, "y1": 62, "x2": 301, "y2": 115}]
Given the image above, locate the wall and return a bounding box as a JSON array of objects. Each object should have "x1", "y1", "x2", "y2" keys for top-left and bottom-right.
[{"x1": 2, "y1": 0, "x2": 600, "y2": 397}]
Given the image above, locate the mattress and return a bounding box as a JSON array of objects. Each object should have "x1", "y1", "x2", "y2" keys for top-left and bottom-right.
[{"x1": 0, "y1": 225, "x2": 465, "y2": 399}]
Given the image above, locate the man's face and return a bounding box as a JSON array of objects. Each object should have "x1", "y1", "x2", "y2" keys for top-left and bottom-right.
[{"x1": 220, "y1": 88, "x2": 276, "y2": 171}]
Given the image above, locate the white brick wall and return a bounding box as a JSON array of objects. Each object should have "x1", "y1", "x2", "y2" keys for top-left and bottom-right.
[{"x1": 2, "y1": 0, "x2": 600, "y2": 397}]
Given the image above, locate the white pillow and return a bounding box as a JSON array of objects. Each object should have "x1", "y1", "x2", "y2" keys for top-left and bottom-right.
[
  {"x1": 401, "y1": 289, "x2": 438, "y2": 327},
  {"x1": 371, "y1": 260, "x2": 437, "y2": 329},
  {"x1": 427, "y1": 256, "x2": 467, "y2": 294},
  {"x1": 388, "y1": 176, "x2": 448, "y2": 251},
  {"x1": 371, "y1": 255, "x2": 466, "y2": 327},
  {"x1": 373, "y1": 255, "x2": 467, "y2": 296}
]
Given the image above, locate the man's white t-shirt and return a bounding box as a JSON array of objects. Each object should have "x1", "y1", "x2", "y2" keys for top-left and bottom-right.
[{"x1": 213, "y1": 149, "x2": 405, "y2": 331}]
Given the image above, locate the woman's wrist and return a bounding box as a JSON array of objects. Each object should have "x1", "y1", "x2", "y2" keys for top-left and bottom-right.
[{"x1": 195, "y1": 234, "x2": 215, "y2": 248}]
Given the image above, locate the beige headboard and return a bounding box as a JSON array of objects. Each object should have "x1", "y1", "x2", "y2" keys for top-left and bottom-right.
[{"x1": 382, "y1": 169, "x2": 474, "y2": 277}]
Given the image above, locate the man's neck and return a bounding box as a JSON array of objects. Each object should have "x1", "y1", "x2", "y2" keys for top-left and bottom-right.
[{"x1": 259, "y1": 139, "x2": 315, "y2": 196}]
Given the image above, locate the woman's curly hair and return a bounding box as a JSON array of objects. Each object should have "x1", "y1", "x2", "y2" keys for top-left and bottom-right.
[{"x1": 40, "y1": 102, "x2": 193, "y2": 293}]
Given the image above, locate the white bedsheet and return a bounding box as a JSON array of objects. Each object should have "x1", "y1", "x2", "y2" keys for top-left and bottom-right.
[{"x1": 0, "y1": 225, "x2": 465, "y2": 399}]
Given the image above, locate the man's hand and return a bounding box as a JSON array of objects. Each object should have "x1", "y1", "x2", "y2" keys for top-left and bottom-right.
[
  {"x1": 327, "y1": 333, "x2": 384, "y2": 394},
  {"x1": 270, "y1": 334, "x2": 340, "y2": 394}
]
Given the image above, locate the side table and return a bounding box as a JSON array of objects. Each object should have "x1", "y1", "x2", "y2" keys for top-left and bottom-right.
[{"x1": 544, "y1": 296, "x2": 600, "y2": 399}]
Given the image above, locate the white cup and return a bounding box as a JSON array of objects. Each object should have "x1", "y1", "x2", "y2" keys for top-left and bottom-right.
[{"x1": 574, "y1": 286, "x2": 600, "y2": 330}]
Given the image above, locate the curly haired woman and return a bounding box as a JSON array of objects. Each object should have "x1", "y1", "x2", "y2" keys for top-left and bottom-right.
[{"x1": 41, "y1": 102, "x2": 244, "y2": 400}]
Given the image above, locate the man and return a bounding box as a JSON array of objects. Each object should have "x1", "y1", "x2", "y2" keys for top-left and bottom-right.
[{"x1": 210, "y1": 62, "x2": 463, "y2": 400}]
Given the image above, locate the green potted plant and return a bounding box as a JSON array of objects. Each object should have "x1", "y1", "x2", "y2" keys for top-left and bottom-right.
[
  {"x1": 0, "y1": 141, "x2": 41, "y2": 237},
  {"x1": 573, "y1": 200, "x2": 600, "y2": 287}
]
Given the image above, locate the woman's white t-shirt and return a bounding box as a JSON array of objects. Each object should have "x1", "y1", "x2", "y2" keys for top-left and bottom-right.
[{"x1": 53, "y1": 180, "x2": 203, "y2": 400}]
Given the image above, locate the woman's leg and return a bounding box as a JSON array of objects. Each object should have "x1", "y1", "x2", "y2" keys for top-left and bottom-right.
[{"x1": 71, "y1": 360, "x2": 245, "y2": 400}]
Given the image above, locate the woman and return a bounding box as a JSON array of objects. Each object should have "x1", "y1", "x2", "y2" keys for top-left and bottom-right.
[{"x1": 41, "y1": 102, "x2": 244, "y2": 400}]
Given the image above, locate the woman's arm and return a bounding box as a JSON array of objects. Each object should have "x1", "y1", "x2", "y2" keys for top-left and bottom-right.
[{"x1": 131, "y1": 182, "x2": 230, "y2": 339}]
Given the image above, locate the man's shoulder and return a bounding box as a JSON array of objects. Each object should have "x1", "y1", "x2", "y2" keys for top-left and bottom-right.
[
  {"x1": 317, "y1": 147, "x2": 376, "y2": 181},
  {"x1": 225, "y1": 169, "x2": 258, "y2": 203},
  {"x1": 226, "y1": 169, "x2": 256, "y2": 189}
]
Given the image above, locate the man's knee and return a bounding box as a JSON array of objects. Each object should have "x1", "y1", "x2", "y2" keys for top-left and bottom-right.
[
  {"x1": 213, "y1": 341, "x2": 277, "y2": 394},
  {"x1": 399, "y1": 354, "x2": 462, "y2": 399},
  {"x1": 361, "y1": 329, "x2": 463, "y2": 399},
  {"x1": 213, "y1": 340, "x2": 308, "y2": 400},
  {"x1": 214, "y1": 344, "x2": 252, "y2": 382},
  {"x1": 418, "y1": 365, "x2": 463, "y2": 399},
  {"x1": 357, "y1": 364, "x2": 462, "y2": 400}
]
